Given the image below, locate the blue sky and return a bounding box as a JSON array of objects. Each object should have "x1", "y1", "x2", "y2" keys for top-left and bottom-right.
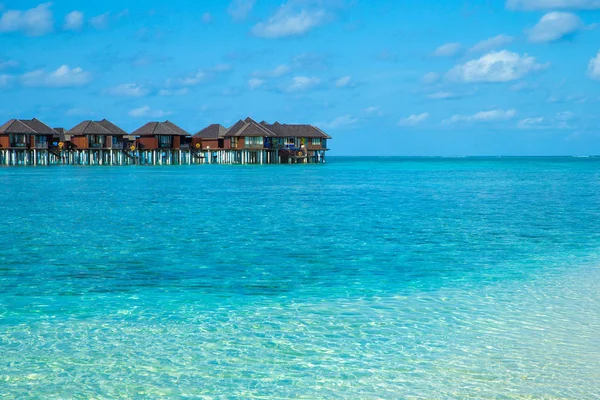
[{"x1": 1, "y1": 0, "x2": 600, "y2": 156}]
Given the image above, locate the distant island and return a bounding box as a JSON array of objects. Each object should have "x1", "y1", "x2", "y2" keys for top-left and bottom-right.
[{"x1": 0, "y1": 117, "x2": 331, "y2": 166}]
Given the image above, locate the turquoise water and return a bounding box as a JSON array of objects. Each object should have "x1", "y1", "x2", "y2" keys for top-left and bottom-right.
[{"x1": 1, "y1": 157, "x2": 600, "y2": 398}]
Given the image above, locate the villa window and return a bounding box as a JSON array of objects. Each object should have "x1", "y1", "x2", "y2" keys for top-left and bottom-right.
[
  {"x1": 245, "y1": 136, "x2": 263, "y2": 146},
  {"x1": 286, "y1": 137, "x2": 295, "y2": 145},
  {"x1": 10, "y1": 134, "x2": 27, "y2": 147},
  {"x1": 231, "y1": 137, "x2": 238, "y2": 148},
  {"x1": 311, "y1": 138, "x2": 321, "y2": 145},
  {"x1": 159, "y1": 135, "x2": 172, "y2": 148},
  {"x1": 89, "y1": 135, "x2": 105, "y2": 147}
]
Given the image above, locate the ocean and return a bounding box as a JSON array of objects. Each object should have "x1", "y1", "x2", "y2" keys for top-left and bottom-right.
[{"x1": 1, "y1": 157, "x2": 599, "y2": 398}]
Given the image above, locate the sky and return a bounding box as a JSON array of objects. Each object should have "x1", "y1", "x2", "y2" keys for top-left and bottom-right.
[{"x1": 1, "y1": 0, "x2": 600, "y2": 156}]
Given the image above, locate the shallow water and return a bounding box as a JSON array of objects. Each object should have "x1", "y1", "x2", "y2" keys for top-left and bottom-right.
[{"x1": 1, "y1": 157, "x2": 600, "y2": 398}]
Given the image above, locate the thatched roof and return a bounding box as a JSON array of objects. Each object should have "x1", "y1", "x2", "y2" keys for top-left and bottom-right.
[
  {"x1": 131, "y1": 121, "x2": 190, "y2": 137},
  {"x1": 67, "y1": 121, "x2": 112, "y2": 135},
  {"x1": 96, "y1": 119, "x2": 128, "y2": 136},
  {"x1": 224, "y1": 117, "x2": 276, "y2": 137},
  {"x1": 194, "y1": 124, "x2": 229, "y2": 139},
  {"x1": 0, "y1": 118, "x2": 57, "y2": 135}
]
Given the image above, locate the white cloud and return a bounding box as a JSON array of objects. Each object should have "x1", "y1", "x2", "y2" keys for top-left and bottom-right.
[
  {"x1": 201, "y1": 12, "x2": 213, "y2": 24},
  {"x1": 399, "y1": 113, "x2": 430, "y2": 126},
  {"x1": 252, "y1": 64, "x2": 291, "y2": 78},
  {"x1": 178, "y1": 71, "x2": 208, "y2": 86},
  {"x1": 506, "y1": 0, "x2": 600, "y2": 10},
  {"x1": 21, "y1": 65, "x2": 92, "y2": 87},
  {"x1": 335, "y1": 75, "x2": 355, "y2": 88},
  {"x1": 158, "y1": 88, "x2": 189, "y2": 96},
  {"x1": 364, "y1": 106, "x2": 383, "y2": 116},
  {"x1": 169, "y1": 64, "x2": 232, "y2": 87},
  {"x1": 445, "y1": 109, "x2": 517, "y2": 124},
  {"x1": 423, "y1": 72, "x2": 440, "y2": 84},
  {"x1": 63, "y1": 11, "x2": 83, "y2": 31},
  {"x1": 107, "y1": 83, "x2": 150, "y2": 97},
  {"x1": 587, "y1": 50, "x2": 600, "y2": 79},
  {"x1": 447, "y1": 50, "x2": 548, "y2": 83},
  {"x1": 547, "y1": 94, "x2": 588, "y2": 104},
  {"x1": 470, "y1": 34, "x2": 514, "y2": 53},
  {"x1": 510, "y1": 81, "x2": 538, "y2": 91},
  {"x1": 0, "y1": 60, "x2": 19, "y2": 70},
  {"x1": 286, "y1": 76, "x2": 320, "y2": 92},
  {"x1": 128, "y1": 106, "x2": 171, "y2": 118},
  {"x1": 319, "y1": 114, "x2": 358, "y2": 129},
  {"x1": 556, "y1": 111, "x2": 575, "y2": 121},
  {"x1": 527, "y1": 12, "x2": 584, "y2": 43},
  {"x1": 90, "y1": 13, "x2": 109, "y2": 29},
  {"x1": 427, "y1": 91, "x2": 465, "y2": 100},
  {"x1": 0, "y1": 74, "x2": 14, "y2": 88},
  {"x1": 248, "y1": 78, "x2": 265, "y2": 89},
  {"x1": 115, "y1": 9, "x2": 129, "y2": 20},
  {"x1": 517, "y1": 112, "x2": 575, "y2": 129},
  {"x1": 433, "y1": 43, "x2": 462, "y2": 57},
  {"x1": 517, "y1": 117, "x2": 545, "y2": 129},
  {"x1": 228, "y1": 0, "x2": 255, "y2": 21},
  {"x1": 0, "y1": 3, "x2": 53, "y2": 36},
  {"x1": 252, "y1": 1, "x2": 330, "y2": 38}
]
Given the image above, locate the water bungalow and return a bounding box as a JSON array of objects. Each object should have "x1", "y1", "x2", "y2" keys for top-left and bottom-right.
[
  {"x1": 131, "y1": 121, "x2": 197, "y2": 165},
  {"x1": 64, "y1": 119, "x2": 133, "y2": 165},
  {"x1": 261, "y1": 121, "x2": 330, "y2": 164},
  {"x1": 0, "y1": 116, "x2": 330, "y2": 166},
  {"x1": 0, "y1": 118, "x2": 59, "y2": 165},
  {"x1": 223, "y1": 117, "x2": 277, "y2": 164}
]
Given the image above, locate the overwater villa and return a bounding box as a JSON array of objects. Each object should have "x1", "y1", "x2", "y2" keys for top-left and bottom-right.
[
  {"x1": 0, "y1": 118, "x2": 59, "y2": 165},
  {"x1": 63, "y1": 119, "x2": 134, "y2": 165},
  {"x1": 0, "y1": 116, "x2": 331, "y2": 166}
]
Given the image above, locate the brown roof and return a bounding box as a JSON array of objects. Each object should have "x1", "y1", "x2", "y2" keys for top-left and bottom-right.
[
  {"x1": 22, "y1": 118, "x2": 57, "y2": 135},
  {"x1": 67, "y1": 121, "x2": 112, "y2": 135},
  {"x1": 262, "y1": 122, "x2": 331, "y2": 139},
  {"x1": 0, "y1": 118, "x2": 57, "y2": 135},
  {"x1": 96, "y1": 119, "x2": 128, "y2": 136},
  {"x1": 131, "y1": 121, "x2": 190, "y2": 136},
  {"x1": 0, "y1": 119, "x2": 37, "y2": 134},
  {"x1": 224, "y1": 117, "x2": 276, "y2": 137},
  {"x1": 163, "y1": 121, "x2": 190, "y2": 136},
  {"x1": 194, "y1": 124, "x2": 229, "y2": 139}
]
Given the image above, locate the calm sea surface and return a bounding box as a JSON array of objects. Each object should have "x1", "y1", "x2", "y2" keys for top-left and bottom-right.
[{"x1": 1, "y1": 157, "x2": 600, "y2": 398}]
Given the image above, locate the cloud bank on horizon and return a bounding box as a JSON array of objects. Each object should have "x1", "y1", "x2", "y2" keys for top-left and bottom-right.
[{"x1": 0, "y1": 0, "x2": 600, "y2": 155}]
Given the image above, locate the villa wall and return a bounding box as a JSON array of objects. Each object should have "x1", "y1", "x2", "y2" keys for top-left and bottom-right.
[
  {"x1": 138, "y1": 137, "x2": 158, "y2": 150},
  {"x1": 71, "y1": 136, "x2": 88, "y2": 149}
]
